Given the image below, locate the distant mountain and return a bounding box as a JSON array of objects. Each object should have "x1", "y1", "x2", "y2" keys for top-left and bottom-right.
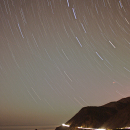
[{"x1": 55, "y1": 97, "x2": 130, "y2": 130}]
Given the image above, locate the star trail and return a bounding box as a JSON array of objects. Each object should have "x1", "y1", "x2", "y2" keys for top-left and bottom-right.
[{"x1": 0, "y1": 0, "x2": 130, "y2": 127}]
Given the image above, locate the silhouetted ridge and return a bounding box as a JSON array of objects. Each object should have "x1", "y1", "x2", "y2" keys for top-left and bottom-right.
[
  {"x1": 65, "y1": 106, "x2": 117, "y2": 129},
  {"x1": 55, "y1": 97, "x2": 130, "y2": 130},
  {"x1": 103, "y1": 104, "x2": 130, "y2": 129}
]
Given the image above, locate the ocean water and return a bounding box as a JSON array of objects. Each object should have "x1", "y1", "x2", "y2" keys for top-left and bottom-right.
[{"x1": 0, "y1": 125, "x2": 57, "y2": 130}]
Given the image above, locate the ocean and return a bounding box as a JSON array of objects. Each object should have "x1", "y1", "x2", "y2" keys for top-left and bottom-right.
[{"x1": 0, "y1": 125, "x2": 57, "y2": 130}]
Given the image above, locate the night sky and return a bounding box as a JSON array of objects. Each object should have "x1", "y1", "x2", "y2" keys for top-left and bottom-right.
[{"x1": 0, "y1": 0, "x2": 130, "y2": 127}]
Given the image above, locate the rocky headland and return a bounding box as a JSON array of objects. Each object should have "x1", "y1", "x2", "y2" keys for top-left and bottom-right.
[{"x1": 55, "y1": 97, "x2": 130, "y2": 130}]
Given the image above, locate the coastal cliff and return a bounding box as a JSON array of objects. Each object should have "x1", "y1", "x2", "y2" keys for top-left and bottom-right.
[{"x1": 55, "y1": 97, "x2": 130, "y2": 130}]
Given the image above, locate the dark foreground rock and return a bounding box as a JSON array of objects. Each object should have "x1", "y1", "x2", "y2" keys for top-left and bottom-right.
[
  {"x1": 55, "y1": 126, "x2": 69, "y2": 130},
  {"x1": 55, "y1": 97, "x2": 130, "y2": 130}
]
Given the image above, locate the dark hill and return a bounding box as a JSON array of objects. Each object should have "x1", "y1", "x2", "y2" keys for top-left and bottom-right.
[
  {"x1": 103, "y1": 97, "x2": 130, "y2": 110},
  {"x1": 55, "y1": 97, "x2": 130, "y2": 130},
  {"x1": 102, "y1": 104, "x2": 130, "y2": 129},
  {"x1": 65, "y1": 106, "x2": 117, "y2": 129}
]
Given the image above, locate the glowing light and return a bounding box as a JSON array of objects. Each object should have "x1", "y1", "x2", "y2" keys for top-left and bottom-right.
[
  {"x1": 95, "y1": 129, "x2": 106, "y2": 130},
  {"x1": 62, "y1": 123, "x2": 70, "y2": 127},
  {"x1": 77, "y1": 127, "x2": 94, "y2": 129},
  {"x1": 77, "y1": 127, "x2": 106, "y2": 130}
]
